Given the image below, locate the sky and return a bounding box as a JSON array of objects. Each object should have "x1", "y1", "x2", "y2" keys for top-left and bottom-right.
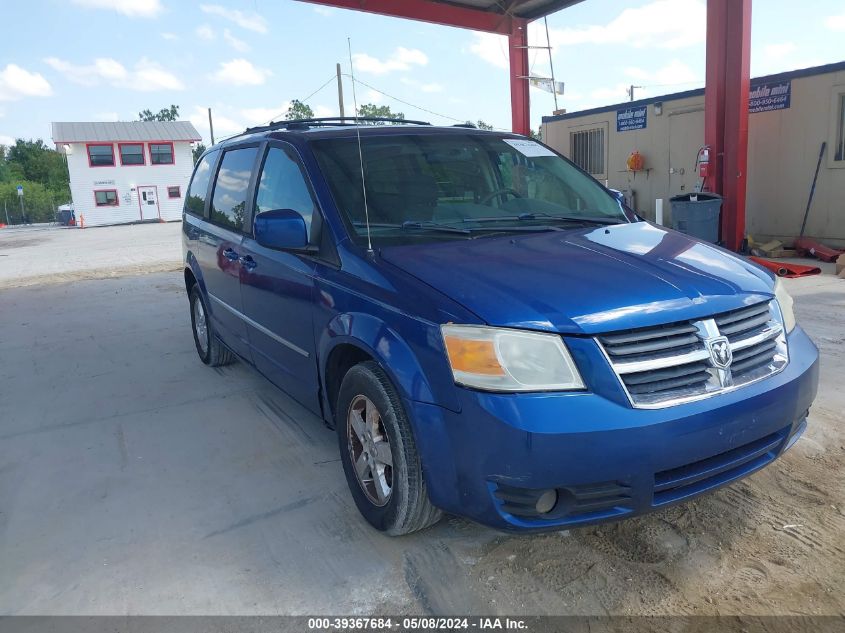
[{"x1": 1, "y1": 0, "x2": 844, "y2": 147}]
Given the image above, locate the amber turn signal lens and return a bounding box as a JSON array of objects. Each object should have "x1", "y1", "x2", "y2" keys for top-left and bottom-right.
[{"x1": 443, "y1": 336, "x2": 505, "y2": 376}]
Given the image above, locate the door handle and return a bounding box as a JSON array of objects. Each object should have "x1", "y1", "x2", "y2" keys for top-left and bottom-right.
[
  {"x1": 239, "y1": 255, "x2": 257, "y2": 271},
  {"x1": 222, "y1": 247, "x2": 239, "y2": 261}
]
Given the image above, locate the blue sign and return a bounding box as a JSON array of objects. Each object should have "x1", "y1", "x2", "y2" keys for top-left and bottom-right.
[
  {"x1": 749, "y1": 80, "x2": 791, "y2": 113},
  {"x1": 617, "y1": 106, "x2": 647, "y2": 132}
]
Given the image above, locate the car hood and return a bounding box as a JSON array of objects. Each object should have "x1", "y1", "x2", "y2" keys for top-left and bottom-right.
[{"x1": 379, "y1": 222, "x2": 775, "y2": 335}]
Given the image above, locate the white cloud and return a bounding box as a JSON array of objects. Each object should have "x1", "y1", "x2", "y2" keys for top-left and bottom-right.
[
  {"x1": 353, "y1": 47, "x2": 428, "y2": 75},
  {"x1": 824, "y1": 13, "x2": 845, "y2": 31},
  {"x1": 223, "y1": 29, "x2": 250, "y2": 52},
  {"x1": 196, "y1": 24, "x2": 215, "y2": 40},
  {"x1": 70, "y1": 0, "x2": 162, "y2": 18},
  {"x1": 0, "y1": 134, "x2": 15, "y2": 146},
  {"x1": 161, "y1": 32, "x2": 178, "y2": 40},
  {"x1": 210, "y1": 59, "x2": 271, "y2": 86},
  {"x1": 627, "y1": 60, "x2": 699, "y2": 86},
  {"x1": 763, "y1": 42, "x2": 798, "y2": 60},
  {"x1": 200, "y1": 4, "x2": 268, "y2": 33},
  {"x1": 364, "y1": 89, "x2": 384, "y2": 104},
  {"x1": 468, "y1": 33, "x2": 508, "y2": 70},
  {"x1": 240, "y1": 104, "x2": 290, "y2": 125},
  {"x1": 44, "y1": 57, "x2": 183, "y2": 91},
  {"x1": 400, "y1": 77, "x2": 443, "y2": 93},
  {"x1": 546, "y1": 0, "x2": 705, "y2": 49},
  {"x1": 0, "y1": 64, "x2": 53, "y2": 101},
  {"x1": 314, "y1": 105, "x2": 334, "y2": 117}
]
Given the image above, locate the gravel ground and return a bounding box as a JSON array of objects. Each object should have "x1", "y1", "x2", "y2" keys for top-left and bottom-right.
[
  {"x1": 0, "y1": 254, "x2": 842, "y2": 619},
  {"x1": 0, "y1": 222, "x2": 182, "y2": 289}
]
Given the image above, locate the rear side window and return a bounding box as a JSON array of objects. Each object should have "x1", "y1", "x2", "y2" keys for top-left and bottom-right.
[
  {"x1": 255, "y1": 146, "x2": 318, "y2": 239},
  {"x1": 185, "y1": 151, "x2": 217, "y2": 217},
  {"x1": 210, "y1": 147, "x2": 258, "y2": 232}
]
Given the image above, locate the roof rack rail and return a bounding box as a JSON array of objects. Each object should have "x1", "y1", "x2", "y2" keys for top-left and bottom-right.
[
  {"x1": 451, "y1": 122, "x2": 476, "y2": 128},
  {"x1": 240, "y1": 116, "x2": 432, "y2": 136}
]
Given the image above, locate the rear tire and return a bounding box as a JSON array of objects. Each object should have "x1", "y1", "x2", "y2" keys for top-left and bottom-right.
[
  {"x1": 336, "y1": 361, "x2": 442, "y2": 535},
  {"x1": 189, "y1": 284, "x2": 234, "y2": 367}
]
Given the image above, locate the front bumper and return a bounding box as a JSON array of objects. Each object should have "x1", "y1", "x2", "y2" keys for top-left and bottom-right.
[{"x1": 408, "y1": 326, "x2": 819, "y2": 531}]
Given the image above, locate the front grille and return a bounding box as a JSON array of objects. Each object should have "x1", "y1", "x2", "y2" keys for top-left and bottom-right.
[
  {"x1": 598, "y1": 301, "x2": 788, "y2": 408},
  {"x1": 653, "y1": 426, "x2": 789, "y2": 505}
]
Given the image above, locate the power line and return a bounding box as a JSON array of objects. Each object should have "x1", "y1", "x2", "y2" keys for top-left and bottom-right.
[
  {"x1": 261, "y1": 74, "x2": 337, "y2": 126},
  {"x1": 342, "y1": 74, "x2": 467, "y2": 123}
]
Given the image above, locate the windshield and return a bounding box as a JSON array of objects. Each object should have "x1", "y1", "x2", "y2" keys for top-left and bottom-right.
[{"x1": 310, "y1": 133, "x2": 630, "y2": 246}]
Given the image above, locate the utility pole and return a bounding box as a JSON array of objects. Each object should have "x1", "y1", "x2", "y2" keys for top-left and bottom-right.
[
  {"x1": 336, "y1": 63, "x2": 345, "y2": 118},
  {"x1": 627, "y1": 84, "x2": 643, "y2": 102},
  {"x1": 19, "y1": 191, "x2": 25, "y2": 223},
  {"x1": 208, "y1": 107, "x2": 215, "y2": 145},
  {"x1": 4, "y1": 200, "x2": 9, "y2": 226}
]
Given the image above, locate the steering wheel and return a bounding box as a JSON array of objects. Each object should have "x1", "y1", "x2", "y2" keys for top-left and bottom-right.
[{"x1": 479, "y1": 188, "x2": 523, "y2": 206}]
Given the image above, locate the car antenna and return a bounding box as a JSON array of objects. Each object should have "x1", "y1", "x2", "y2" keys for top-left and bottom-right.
[{"x1": 348, "y1": 37, "x2": 374, "y2": 255}]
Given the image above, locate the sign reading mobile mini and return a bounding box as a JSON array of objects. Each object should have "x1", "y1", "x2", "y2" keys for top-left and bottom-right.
[
  {"x1": 617, "y1": 106, "x2": 647, "y2": 132},
  {"x1": 749, "y1": 80, "x2": 791, "y2": 113}
]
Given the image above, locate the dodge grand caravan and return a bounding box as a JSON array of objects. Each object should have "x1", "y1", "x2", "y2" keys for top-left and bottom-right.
[{"x1": 182, "y1": 119, "x2": 819, "y2": 535}]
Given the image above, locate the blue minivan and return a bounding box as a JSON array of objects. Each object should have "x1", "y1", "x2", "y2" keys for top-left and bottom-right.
[{"x1": 182, "y1": 119, "x2": 819, "y2": 535}]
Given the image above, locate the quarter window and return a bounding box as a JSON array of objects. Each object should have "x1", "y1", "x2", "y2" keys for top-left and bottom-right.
[
  {"x1": 87, "y1": 144, "x2": 114, "y2": 167},
  {"x1": 119, "y1": 143, "x2": 144, "y2": 166},
  {"x1": 210, "y1": 147, "x2": 258, "y2": 232},
  {"x1": 167, "y1": 186, "x2": 181, "y2": 198},
  {"x1": 255, "y1": 146, "x2": 318, "y2": 239},
  {"x1": 570, "y1": 127, "x2": 606, "y2": 177},
  {"x1": 185, "y1": 150, "x2": 217, "y2": 217},
  {"x1": 95, "y1": 190, "x2": 118, "y2": 206},
  {"x1": 150, "y1": 143, "x2": 174, "y2": 165}
]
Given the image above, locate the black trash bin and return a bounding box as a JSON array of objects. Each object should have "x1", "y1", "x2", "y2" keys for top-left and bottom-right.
[{"x1": 670, "y1": 193, "x2": 722, "y2": 243}]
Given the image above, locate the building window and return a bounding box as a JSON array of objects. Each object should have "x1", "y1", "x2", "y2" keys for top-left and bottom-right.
[
  {"x1": 150, "y1": 142, "x2": 174, "y2": 165},
  {"x1": 87, "y1": 144, "x2": 115, "y2": 167},
  {"x1": 94, "y1": 189, "x2": 118, "y2": 206},
  {"x1": 119, "y1": 143, "x2": 145, "y2": 166},
  {"x1": 167, "y1": 186, "x2": 181, "y2": 198},
  {"x1": 835, "y1": 93, "x2": 845, "y2": 162},
  {"x1": 570, "y1": 127, "x2": 606, "y2": 177}
]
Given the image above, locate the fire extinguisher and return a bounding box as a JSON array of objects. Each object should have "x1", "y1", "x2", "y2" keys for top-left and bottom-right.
[{"x1": 696, "y1": 145, "x2": 711, "y2": 178}]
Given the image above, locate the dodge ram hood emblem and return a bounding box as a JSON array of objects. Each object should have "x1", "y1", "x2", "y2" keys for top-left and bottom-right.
[{"x1": 706, "y1": 336, "x2": 732, "y2": 369}]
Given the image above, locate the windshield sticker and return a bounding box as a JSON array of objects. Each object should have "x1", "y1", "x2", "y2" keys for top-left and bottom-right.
[{"x1": 502, "y1": 139, "x2": 556, "y2": 157}]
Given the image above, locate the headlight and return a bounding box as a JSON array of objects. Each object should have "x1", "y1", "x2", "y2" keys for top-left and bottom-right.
[
  {"x1": 441, "y1": 324, "x2": 585, "y2": 392},
  {"x1": 774, "y1": 277, "x2": 796, "y2": 332}
]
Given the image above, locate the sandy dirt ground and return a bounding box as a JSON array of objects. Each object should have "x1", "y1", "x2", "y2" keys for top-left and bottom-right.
[
  {"x1": 0, "y1": 222, "x2": 182, "y2": 289},
  {"x1": 0, "y1": 254, "x2": 842, "y2": 619}
]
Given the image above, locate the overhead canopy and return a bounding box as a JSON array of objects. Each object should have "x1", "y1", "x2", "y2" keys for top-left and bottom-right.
[{"x1": 296, "y1": 0, "x2": 584, "y2": 33}]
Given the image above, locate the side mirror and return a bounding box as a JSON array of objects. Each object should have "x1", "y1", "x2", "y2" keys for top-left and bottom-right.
[{"x1": 254, "y1": 209, "x2": 308, "y2": 250}]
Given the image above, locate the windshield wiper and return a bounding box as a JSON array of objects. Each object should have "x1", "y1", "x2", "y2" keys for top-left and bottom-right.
[
  {"x1": 352, "y1": 220, "x2": 470, "y2": 235},
  {"x1": 459, "y1": 213, "x2": 625, "y2": 226}
]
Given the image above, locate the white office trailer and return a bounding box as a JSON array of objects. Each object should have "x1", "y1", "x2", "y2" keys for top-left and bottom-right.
[{"x1": 51, "y1": 121, "x2": 201, "y2": 227}]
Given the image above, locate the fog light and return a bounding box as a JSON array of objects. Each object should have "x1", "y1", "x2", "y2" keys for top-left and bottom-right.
[{"x1": 535, "y1": 489, "x2": 558, "y2": 514}]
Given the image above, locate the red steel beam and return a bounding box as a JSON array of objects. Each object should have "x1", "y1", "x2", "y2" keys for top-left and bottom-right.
[
  {"x1": 705, "y1": 0, "x2": 752, "y2": 252},
  {"x1": 509, "y1": 18, "x2": 531, "y2": 136},
  {"x1": 295, "y1": 0, "x2": 514, "y2": 34}
]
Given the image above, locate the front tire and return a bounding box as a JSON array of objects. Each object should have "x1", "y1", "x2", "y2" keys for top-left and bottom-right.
[
  {"x1": 189, "y1": 284, "x2": 234, "y2": 367},
  {"x1": 336, "y1": 361, "x2": 442, "y2": 535}
]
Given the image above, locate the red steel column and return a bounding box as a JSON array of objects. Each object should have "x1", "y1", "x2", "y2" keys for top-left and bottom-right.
[
  {"x1": 705, "y1": 0, "x2": 752, "y2": 252},
  {"x1": 509, "y1": 18, "x2": 531, "y2": 136}
]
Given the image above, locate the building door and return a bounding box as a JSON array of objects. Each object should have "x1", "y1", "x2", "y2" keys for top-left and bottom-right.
[
  {"x1": 138, "y1": 186, "x2": 161, "y2": 220},
  {"x1": 668, "y1": 109, "x2": 705, "y2": 199}
]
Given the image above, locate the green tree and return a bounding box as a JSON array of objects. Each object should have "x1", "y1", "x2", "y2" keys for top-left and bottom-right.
[
  {"x1": 3, "y1": 139, "x2": 69, "y2": 188},
  {"x1": 474, "y1": 120, "x2": 494, "y2": 130},
  {"x1": 192, "y1": 142, "x2": 207, "y2": 164},
  {"x1": 285, "y1": 100, "x2": 314, "y2": 120},
  {"x1": 138, "y1": 105, "x2": 180, "y2": 121},
  {"x1": 357, "y1": 103, "x2": 404, "y2": 123}
]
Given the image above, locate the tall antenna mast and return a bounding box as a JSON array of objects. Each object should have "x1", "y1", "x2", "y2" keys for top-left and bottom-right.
[{"x1": 347, "y1": 38, "x2": 373, "y2": 255}]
